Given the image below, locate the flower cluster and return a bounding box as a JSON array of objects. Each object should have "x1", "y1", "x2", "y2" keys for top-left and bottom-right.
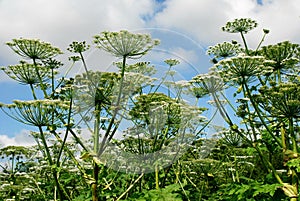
[
  {"x1": 259, "y1": 41, "x2": 300, "y2": 73},
  {"x1": 221, "y1": 18, "x2": 258, "y2": 34},
  {"x1": 164, "y1": 59, "x2": 180, "y2": 67},
  {"x1": 129, "y1": 93, "x2": 181, "y2": 127},
  {"x1": 6, "y1": 38, "x2": 62, "y2": 60},
  {"x1": 191, "y1": 70, "x2": 225, "y2": 95},
  {"x1": 73, "y1": 71, "x2": 121, "y2": 113},
  {"x1": 115, "y1": 61, "x2": 157, "y2": 76},
  {"x1": 215, "y1": 55, "x2": 273, "y2": 85},
  {"x1": 1, "y1": 61, "x2": 51, "y2": 85},
  {"x1": 0, "y1": 99, "x2": 69, "y2": 127},
  {"x1": 67, "y1": 41, "x2": 90, "y2": 53},
  {"x1": 257, "y1": 83, "x2": 300, "y2": 119},
  {"x1": 43, "y1": 58, "x2": 63, "y2": 70},
  {"x1": 207, "y1": 41, "x2": 242, "y2": 59},
  {"x1": 123, "y1": 72, "x2": 156, "y2": 95},
  {"x1": 129, "y1": 92, "x2": 205, "y2": 141},
  {"x1": 93, "y1": 30, "x2": 160, "y2": 58}
]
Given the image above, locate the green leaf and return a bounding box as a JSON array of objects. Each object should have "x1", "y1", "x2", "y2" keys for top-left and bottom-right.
[
  {"x1": 253, "y1": 183, "x2": 282, "y2": 197},
  {"x1": 286, "y1": 158, "x2": 300, "y2": 172}
]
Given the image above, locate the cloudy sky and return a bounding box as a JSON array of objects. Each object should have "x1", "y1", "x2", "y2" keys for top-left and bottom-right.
[{"x1": 0, "y1": 0, "x2": 300, "y2": 147}]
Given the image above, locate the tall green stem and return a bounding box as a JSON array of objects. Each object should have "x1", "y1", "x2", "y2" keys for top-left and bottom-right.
[
  {"x1": 289, "y1": 118, "x2": 297, "y2": 153},
  {"x1": 80, "y1": 52, "x2": 90, "y2": 78},
  {"x1": 211, "y1": 91, "x2": 283, "y2": 184},
  {"x1": 38, "y1": 126, "x2": 70, "y2": 201},
  {"x1": 91, "y1": 103, "x2": 101, "y2": 201},
  {"x1": 98, "y1": 55, "x2": 127, "y2": 156},
  {"x1": 92, "y1": 55, "x2": 127, "y2": 201},
  {"x1": 255, "y1": 32, "x2": 267, "y2": 54},
  {"x1": 244, "y1": 82, "x2": 283, "y2": 147},
  {"x1": 94, "y1": 104, "x2": 101, "y2": 154},
  {"x1": 29, "y1": 84, "x2": 37, "y2": 100},
  {"x1": 33, "y1": 58, "x2": 48, "y2": 98},
  {"x1": 56, "y1": 95, "x2": 73, "y2": 166},
  {"x1": 241, "y1": 84, "x2": 257, "y2": 141},
  {"x1": 240, "y1": 32, "x2": 249, "y2": 55},
  {"x1": 155, "y1": 165, "x2": 159, "y2": 189}
]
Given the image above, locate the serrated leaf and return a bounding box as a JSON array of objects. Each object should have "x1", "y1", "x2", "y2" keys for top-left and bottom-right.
[{"x1": 253, "y1": 183, "x2": 282, "y2": 197}]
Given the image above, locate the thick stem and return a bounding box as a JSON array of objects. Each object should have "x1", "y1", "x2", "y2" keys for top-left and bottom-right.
[
  {"x1": 277, "y1": 69, "x2": 282, "y2": 83},
  {"x1": 255, "y1": 33, "x2": 267, "y2": 54},
  {"x1": 98, "y1": 55, "x2": 127, "y2": 156},
  {"x1": 289, "y1": 118, "x2": 297, "y2": 153},
  {"x1": 91, "y1": 103, "x2": 101, "y2": 201},
  {"x1": 51, "y1": 68, "x2": 55, "y2": 95},
  {"x1": 91, "y1": 55, "x2": 128, "y2": 201},
  {"x1": 33, "y1": 58, "x2": 48, "y2": 98},
  {"x1": 281, "y1": 125, "x2": 287, "y2": 152},
  {"x1": 244, "y1": 82, "x2": 283, "y2": 147},
  {"x1": 56, "y1": 95, "x2": 73, "y2": 166},
  {"x1": 240, "y1": 32, "x2": 249, "y2": 55},
  {"x1": 94, "y1": 104, "x2": 101, "y2": 154},
  {"x1": 91, "y1": 165, "x2": 99, "y2": 201},
  {"x1": 155, "y1": 165, "x2": 159, "y2": 189},
  {"x1": 11, "y1": 152, "x2": 15, "y2": 174},
  {"x1": 38, "y1": 126, "x2": 69, "y2": 201},
  {"x1": 80, "y1": 52, "x2": 89, "y2": 75},
  {"x1": 241, "y1": 84, "x2": 257, "y2": 142}
]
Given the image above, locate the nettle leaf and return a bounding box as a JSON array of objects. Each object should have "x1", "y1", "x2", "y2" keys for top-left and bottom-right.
[
  {"x1": 140, "y1": 184, "x2": 182, "y2": 201},
  {"x1": 236, "y1": 184, "x2": 251, "y2": 200},
  {"x1": 286, "y1": 158, "x2": 300, "y2": 172},
  {"x1": 253, "y1": 183, "x2": 283, "y2": 197}
]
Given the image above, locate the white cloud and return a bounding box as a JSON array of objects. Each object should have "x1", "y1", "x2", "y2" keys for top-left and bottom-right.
[
  {"x1": 151, "y1": 0, "x2": 300, "y2": 46},
  {"x1": 151, "y1": 0, "x2": 232, "y2": 44},
  {"x1": 0, "y1": 129, "x2": 36, "y2": 148},
  {"x1": 1, "y1": 0, "x2": 299, "y2": 64},
  {"x1": 0, "y1": 0, "x2": 154, "y2": 41},
  {"x1": 1, "y1": 0, "x2": 299, "y2": 79},
  {"x1": 171, "y1": 47, "x2": 199, "y2": 65},
  {"x1": 0, "y1": 0, "x2": 156, "y2": 79}
]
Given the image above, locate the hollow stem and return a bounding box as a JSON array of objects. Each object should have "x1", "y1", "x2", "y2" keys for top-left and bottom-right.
[{"x1": 240, "y1": 32, "x2": 249, "y2": 55}]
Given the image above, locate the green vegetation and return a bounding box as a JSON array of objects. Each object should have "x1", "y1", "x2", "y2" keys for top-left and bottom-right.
[{"x1": 0, "y1": 18, "x2": 300, "y2": 200}]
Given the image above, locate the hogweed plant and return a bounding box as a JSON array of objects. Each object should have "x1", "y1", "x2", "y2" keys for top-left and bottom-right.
[
  {"x1": 70, "y1": 31, "x2": 207, "y2": 200},
  {"x1": 189, "y1": 18, "x2": 300, "y2": 200},
  {"x1": 2, "y1": 21, "x2": 299, "y2": 200},
  {"x1": 66, "y1": 30, "x2": 161, "y2": 201}
]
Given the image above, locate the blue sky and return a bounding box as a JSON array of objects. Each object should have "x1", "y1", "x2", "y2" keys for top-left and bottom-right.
[
  {"x1": 257, "y1": 0, "x2": 263, "y2": 5},
  {"x1": 0, "y1": 0, "x2": 300, "y2": 147}
]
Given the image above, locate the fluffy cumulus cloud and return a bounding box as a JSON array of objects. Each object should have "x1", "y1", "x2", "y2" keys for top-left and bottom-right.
[
  {"x1": 151, "y1": 0, "x2": 300, "y2": 46},
  {"x1": 0, "y1": 129, "x2": 35, "y2": 148},
  {"x1": 0, "y1": 0, "x2": 154, "y2": 42},
  {"x1": 1, "y1": 0, "x2": 299, "y2": 72},
  {"x1": 0, "y1": 0, "x2": 156, "y2": 79},
  {"x1": 151, "y1": 0, "x2": 232, "y2": 44}
]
